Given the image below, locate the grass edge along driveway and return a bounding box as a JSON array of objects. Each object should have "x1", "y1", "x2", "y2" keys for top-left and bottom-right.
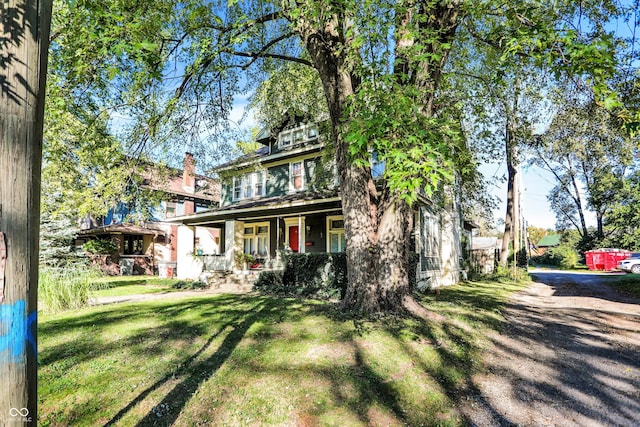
[{"x1": 39, "y1": 278, "x2": 527, "y2": 426}]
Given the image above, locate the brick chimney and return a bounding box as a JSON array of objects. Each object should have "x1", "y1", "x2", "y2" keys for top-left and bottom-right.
[{"x1": 183, "y1": 152, "x2": 195, "y2": 215}]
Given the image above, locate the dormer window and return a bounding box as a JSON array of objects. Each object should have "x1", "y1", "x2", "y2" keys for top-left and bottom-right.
[
  {"x1": 278, "y1": 123, "x2": 318, "y2": 148},
  {"x1": 280, "y1": 132, "x2": 292, "y2": 146}
]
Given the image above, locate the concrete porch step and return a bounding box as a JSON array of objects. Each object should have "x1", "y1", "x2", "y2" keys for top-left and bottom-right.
[{"x1": 205, "y1": 271, "x2": 256, "y2": 293}]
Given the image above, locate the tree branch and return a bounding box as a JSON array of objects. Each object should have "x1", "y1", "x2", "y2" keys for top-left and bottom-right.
[{"x1": 231, "y1": 50, "x2": 312, "y2": 68}]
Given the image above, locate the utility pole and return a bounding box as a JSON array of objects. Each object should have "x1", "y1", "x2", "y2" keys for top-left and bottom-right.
[{"x1": 1, "y1": 0, "x2": 53, "y2": 424}]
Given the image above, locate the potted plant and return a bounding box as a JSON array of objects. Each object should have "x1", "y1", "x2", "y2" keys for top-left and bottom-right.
[{"x1": 235, "y1": 252, "x2": 255, "y2": 271}]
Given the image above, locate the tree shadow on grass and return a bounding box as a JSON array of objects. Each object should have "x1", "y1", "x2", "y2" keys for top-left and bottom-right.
[{"x1": 102, "y1": 297, "x2": 282, "y2": 426}]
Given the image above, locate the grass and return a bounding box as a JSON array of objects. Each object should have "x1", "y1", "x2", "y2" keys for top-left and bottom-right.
[
  {"x1": 597, "y1": 273, "x2": 640, "y2": 299},
  {"x1": 38, "y1": 278, "x2": 528, "y2": 426},
  {"x1": 89, "y1": 276, "x2": 192, "y2": 298}
]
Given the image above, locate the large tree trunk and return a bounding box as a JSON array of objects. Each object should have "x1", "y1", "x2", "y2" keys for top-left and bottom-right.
[
  {"x1": 298, "y1": 1, "x2": 461, "y2": 314},
  {"x1": 0, "y1": 0, "x2": 52, "y2": 422},
  {"x1": 500, "y1": 132, "x2": 518, "y2": 265},
  {"x1": 567, "y1": 164, "x2": 589, "y2": 238}
]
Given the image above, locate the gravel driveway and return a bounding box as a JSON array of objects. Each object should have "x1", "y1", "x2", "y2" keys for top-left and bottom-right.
[{"x1": 461, "y1": 269, "x2": 640, "y2": 426}]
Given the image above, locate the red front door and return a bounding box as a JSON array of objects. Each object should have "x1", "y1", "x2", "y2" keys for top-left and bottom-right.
[{"x1": 289, "y1": 226, "x2": 299, "y2": 252}]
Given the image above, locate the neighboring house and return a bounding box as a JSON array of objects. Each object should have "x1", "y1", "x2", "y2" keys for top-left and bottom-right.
[
  {"x1": 75, "y1": 153, "x2": 220, "y2": 275},
  {"x1": 470, "y1": 236, "x2": 500, "y2": 274},
  {"x1": 170, "y1": 118, "x2": 471, "y2": 288},
  {"x1": 535, "y1": 234, "x2": 561, "y2": 255}
]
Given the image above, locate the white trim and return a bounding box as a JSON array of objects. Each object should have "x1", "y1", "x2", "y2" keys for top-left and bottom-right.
[
  {"x1": 277, "y1": 123, "x2": 319, "y2": 149},
  {"x1": 242, "y1": 221, "x2": 270, "y2": 257},
  {"x1": 232, "y1": 171, "x2": 266, "y2": 202},
  {"x1": 290, "y1": 161, "x2": 305, "y2": 192},
  {"x1": 217, "y1": 143, "x2": 324, "y2": 172},
  {"x1": 326, "y1": 215, "x2": 346, "y2": 253},
  {"x1": 165, "y1": 196, "x2": 342, "y2": 225},
  {"x1": 284, "y1": 216, "x2": 306, "y2": 253}
]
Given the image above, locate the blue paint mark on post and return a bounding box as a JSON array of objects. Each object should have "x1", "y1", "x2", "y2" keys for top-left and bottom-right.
[
  {"x1": 27, "y1": 310, "x2": 37, "y2": 358},
  {"x1": 0, "y1": 300, "x2": 37, "y2": 364}
]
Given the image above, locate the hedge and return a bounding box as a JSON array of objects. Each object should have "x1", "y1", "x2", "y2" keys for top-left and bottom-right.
[{"x1": 255, "y1": 251, "x2": 419, "y2": 300}]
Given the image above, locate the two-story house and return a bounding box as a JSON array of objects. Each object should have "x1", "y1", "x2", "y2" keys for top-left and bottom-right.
[
  {"x1": 75, "y1": 153, "x2": 220, "y2": 275},
  {"x1": 172, "y1": 119, "x2": 471, "y2": 289}
]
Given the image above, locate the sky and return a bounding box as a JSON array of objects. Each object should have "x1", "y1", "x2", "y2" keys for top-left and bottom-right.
[{"x1": 480, "y1": 162, "x2": 597, "y2": 232}]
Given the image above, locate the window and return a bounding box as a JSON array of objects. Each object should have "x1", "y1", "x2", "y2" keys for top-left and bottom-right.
[
  {"x1": 291, "y1": 161, "x2": 303, "y2": 191},
  {"x1": 233, "y1": 177, "x2": 242, "y2": 200},
  {"x1": 233, "y1": 172, "x2": 266, "y2": 201},
  {"x1": 254, "y1": 171, "x2": 265, "y2": 197},
  {"x1": 327, "y1": 216, "x2": 346, "y2": 253},
  {"x1": 123, "y1": 235, "x2": 144, "y2": 255},
  {"x1": 243, "y1": 223, "x2": 269, "y2": 257},
  {"x1": 419, "y1": 208, "x2": 441, "y2": 271},
  {"x1": 243, "y1": 175, "x2": 253, "y2": 199},
  {"x1": 280, "y1": 131, "x2": 292, "y2": 146},
  {"x1": 165, "y1": 202, "x2": 176, "y2": 218},
  {"x1": 279, "y1": 123, "x2": 318, "y2": 147}
]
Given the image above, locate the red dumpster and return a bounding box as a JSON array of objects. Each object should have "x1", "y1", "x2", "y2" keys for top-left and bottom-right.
[{"x1": 585, "y1": 248, "x2": 631, "y2": 271}]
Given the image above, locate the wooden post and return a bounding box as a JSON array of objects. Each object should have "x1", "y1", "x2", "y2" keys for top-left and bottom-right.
[{"x1": 0, "y1": 0, "x2": 52, "y2": 424}]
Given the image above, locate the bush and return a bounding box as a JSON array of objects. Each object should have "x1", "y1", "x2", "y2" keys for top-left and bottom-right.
[
  {"x1": 256, "y1": 252, "x2": 419, "y2": 299},
  {"x1": 83, "y1": 239, "x2": 118, "y2": 255},
  {"x1": 532, "y1": 245, "x2": 580, "y2": 269},
  {"x1": 40, "y1": 265, "x2": 102, "y2": 312},
  {"x1": 171, "y1": 280, "x2": 208, "y2": 290},
  {"x1": 255, "y1": 253, "x2": 347, "y2": 300},
  {"x1": 490, "y1": 264, "x2": 530, "y2": 282}
]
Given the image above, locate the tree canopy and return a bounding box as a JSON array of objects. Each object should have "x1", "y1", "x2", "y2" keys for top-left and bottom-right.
[{"x1": 44, "y1": 0, "x2": 640, "y2": 313}]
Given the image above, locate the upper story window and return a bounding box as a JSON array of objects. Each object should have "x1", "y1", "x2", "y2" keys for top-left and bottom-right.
[
  {"x1": 278, "y1": 123, "x2": 319, "y2": 148},
  {"x1": 233, "y1": 178, "x2": 242, "y2": 200},
  {"x1": 165, "y1": 202, "x2": 177, "y2": 218},
  {"x1": 291, "y1": 161, "x2": 304, "y2": 191},
  {"x1": 233, "y1": 171, "x2": 266, "y2": 201},
  {"x1": 254, "y1": 171, "x2": 265, "y2": 197}
]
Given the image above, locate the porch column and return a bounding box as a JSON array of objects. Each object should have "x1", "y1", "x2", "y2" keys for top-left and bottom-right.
[
  {"x1": 225, "y1": 220, "x2": 244, "y2": 271},
  {"x1": 177, "y1": 225, "x2": 200, "y2": 279}
]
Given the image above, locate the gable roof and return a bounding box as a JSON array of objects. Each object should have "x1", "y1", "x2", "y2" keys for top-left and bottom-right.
[{"x1": 537, "y1": 234, "x2": 561, "y2": 247}]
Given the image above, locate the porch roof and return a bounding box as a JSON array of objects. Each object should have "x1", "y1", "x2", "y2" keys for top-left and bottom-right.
[
  {"x1": 77, "y1": 223, "x2": 161, "y2": 236},
  {"x1": 167, "y1": 190, "x2": 342, "y2": 226}
]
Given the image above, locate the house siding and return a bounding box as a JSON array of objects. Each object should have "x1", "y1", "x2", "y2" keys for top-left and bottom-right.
[
  {"x1": 302, "y1": 213, "x2": 326, "y2": 254},
  {"x1": 267, "y1": 164, "x2": 290, "y2": 197},
  {"x1": 221, "y1": 183, "x2": 233, "y2": 207}
]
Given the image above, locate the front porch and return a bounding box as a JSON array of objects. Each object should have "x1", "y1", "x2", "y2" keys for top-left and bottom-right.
[{"x1": 172, "y1": 196, "x2": 344, "y2": 280}]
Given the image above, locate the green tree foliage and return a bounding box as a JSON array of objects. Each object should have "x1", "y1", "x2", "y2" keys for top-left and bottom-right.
[
  {"x1": 48, "y1": 0, "x2": 636, "y2": 313},
  {"x1": 39, "y1": 211, "x2": 81, "y2": 268},
  {"x1": 83, "y1": 239, "x2": 119, "y2": 255},
  {"x1": 532, "y1": 96, "x2": 636, "y2": 243},
  {"x1": 603, "y1": 172, "x2": 640, "y2": 250}
]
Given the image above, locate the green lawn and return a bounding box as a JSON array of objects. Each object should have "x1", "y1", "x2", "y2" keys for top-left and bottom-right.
[
  {"x1": 90, "y1": 276, "x2": 191, "y2": 298},
  {"x1": 599, "y1": 274, "x2": 640, "y2": 299},
  {"x1": 39, "y1": 278, "x2": 528, "y2": 426}
]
